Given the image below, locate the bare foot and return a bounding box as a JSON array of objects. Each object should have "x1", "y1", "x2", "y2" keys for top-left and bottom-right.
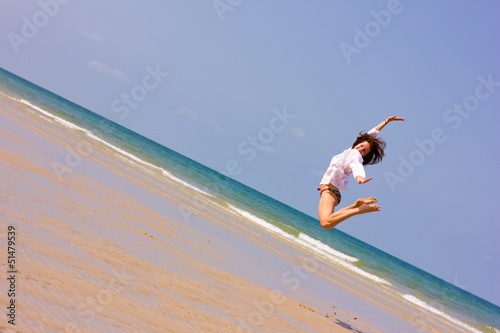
[
  {"x1": 358, "y1": 203, "x2": 381, "y2": 214},
  {"x1": 354, "y1": 197, "x2": 377, "y2": 207}
]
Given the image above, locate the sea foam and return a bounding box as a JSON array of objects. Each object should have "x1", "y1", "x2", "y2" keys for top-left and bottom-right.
[
  {"x1": 403, "y1": 294, "x2": 483, "y2": 333},
  {"x1": 227, "y1": 204, "x2": 296, "y2": 242},
  {"x1": 298, "y1": 233, "x2": 358, "y2": 263},
  {"x1": 227, "y1": 204, "x2": 392, "y2": 286}
]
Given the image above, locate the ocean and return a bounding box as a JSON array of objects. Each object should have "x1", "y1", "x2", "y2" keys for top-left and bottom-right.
[{"x1": 1, "y1": 67, "x2": 499, "y2": 332}]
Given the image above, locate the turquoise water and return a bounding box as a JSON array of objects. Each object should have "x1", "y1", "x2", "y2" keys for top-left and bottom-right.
[{"x1": 1, "y1": 67, "x2": 499, "y2": 332}]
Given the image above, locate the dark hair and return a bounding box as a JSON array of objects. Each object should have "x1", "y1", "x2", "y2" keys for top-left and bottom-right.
[{"x1": 352, "y1": 132, "x2": 386, "y2": 165}]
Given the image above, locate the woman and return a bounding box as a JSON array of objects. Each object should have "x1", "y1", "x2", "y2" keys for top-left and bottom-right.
[{"x1": 318, "y1": 116, "x2": 404, "y2": 229}]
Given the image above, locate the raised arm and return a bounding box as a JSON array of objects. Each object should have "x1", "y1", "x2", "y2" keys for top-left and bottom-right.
[{"x1": 374, "y1": 115, "x2": 405, "y2": 132}]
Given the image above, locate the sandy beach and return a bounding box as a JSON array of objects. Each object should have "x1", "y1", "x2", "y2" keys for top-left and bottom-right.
[{"x1": 0, "y1": 96, "x2": 469, "y2": 332}]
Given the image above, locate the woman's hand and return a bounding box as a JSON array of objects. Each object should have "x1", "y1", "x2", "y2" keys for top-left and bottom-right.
[
  {"x1": 356, "y1": 176, "x2": 373, "y2": 184},
  {"x1": 386, "y1": 115, "x2": 405, "y2": 123},
  {"x1": 376, "y1": 115, "x2": 405, "y2": 131}
]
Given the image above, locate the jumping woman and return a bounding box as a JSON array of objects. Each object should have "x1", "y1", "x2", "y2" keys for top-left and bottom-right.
[{"x1": 318, "y1": 115, "x2": 404, "y2": 229}]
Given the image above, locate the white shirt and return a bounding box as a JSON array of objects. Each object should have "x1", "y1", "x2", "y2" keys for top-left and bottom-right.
[{"x1": 320, "y1": 127, "x2": 379, "y2": 190}]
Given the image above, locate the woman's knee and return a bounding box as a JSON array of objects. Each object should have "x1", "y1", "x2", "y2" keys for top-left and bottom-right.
[{"x1": 319, "y1": 217, "x2": 332, "y2": 229}]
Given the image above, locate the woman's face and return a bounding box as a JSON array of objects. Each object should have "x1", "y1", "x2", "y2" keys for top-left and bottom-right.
[{"x1": 354, "y1": 141, "x2": 371, "y2": 157}]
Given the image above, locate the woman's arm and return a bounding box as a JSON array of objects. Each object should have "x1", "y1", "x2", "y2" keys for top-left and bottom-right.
[
  {"x1": 374, "y1": 115, "x2": 405, "y2": 132},
  {"x1": 349, "y1": 152, "x2": 372, "y2": 184}
]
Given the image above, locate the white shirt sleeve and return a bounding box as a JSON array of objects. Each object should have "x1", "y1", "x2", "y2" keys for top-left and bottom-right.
[
  {"x1": 367, "y1": 127, "x2": 380, "y2": 137},
  {"x1": 347, "y1": 150, "x2": 366, "y2": 180}
]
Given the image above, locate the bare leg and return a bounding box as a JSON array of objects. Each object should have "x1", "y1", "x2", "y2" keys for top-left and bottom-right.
[{"x1": 318, "y1": 194, "x2": 380, "y2": 230}]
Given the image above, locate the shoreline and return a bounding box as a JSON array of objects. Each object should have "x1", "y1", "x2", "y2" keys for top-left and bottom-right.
[{"x1": 0, "y1": 95, "x2": 477, "y2": 332}]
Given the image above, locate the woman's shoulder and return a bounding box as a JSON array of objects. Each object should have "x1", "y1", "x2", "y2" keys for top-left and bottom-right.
[
  {"x1": 333, "y1": 148, "x2": 362, "y2": 162},
  {"x1": 345, "y1": 148, "x2": 363, "y2": 161}
]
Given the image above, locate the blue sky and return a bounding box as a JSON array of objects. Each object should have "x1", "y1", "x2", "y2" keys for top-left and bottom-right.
[{"x1": 2, "y1": 0, "x2": 499, "y2": 305}]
